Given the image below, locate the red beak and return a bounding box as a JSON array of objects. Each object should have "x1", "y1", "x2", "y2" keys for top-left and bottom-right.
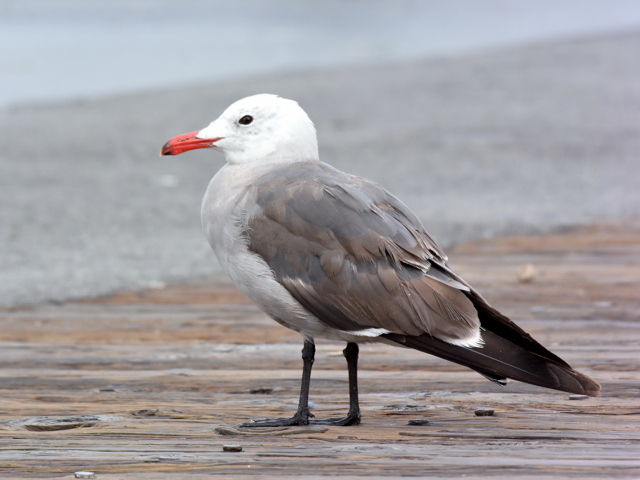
[{"x1": 160, "y1": 131, "x2": 222, "y2": 156}]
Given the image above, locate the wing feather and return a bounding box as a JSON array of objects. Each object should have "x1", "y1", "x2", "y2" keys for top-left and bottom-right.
[{"x1": 247, "y1": 162, "x2": 480, "y2": 344}]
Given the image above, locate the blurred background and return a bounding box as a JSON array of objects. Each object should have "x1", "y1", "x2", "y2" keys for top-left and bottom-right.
[{"x1": 1, "y1": 0, "x2": 639, "y2": 306}]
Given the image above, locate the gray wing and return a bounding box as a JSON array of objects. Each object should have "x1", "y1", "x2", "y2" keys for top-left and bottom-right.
[{"x1": 246, "y1": 161, "x2": 480, "y2": 343}]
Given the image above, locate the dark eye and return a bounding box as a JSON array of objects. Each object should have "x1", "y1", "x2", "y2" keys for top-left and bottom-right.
[{"x1": 238, "y1": 115, "x2": 253, "y2": 125}]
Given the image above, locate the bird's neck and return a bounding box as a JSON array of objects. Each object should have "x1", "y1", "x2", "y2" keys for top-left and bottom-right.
[{"x1": 225, "y1": 153, "x2": 319, "y2": 167}]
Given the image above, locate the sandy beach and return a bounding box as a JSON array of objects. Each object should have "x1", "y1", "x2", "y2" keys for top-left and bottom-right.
[{"x1": 1, "y1": 30, "x2": 639, "y2": 306}]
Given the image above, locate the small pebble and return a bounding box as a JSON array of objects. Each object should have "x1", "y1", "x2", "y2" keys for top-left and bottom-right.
[
  {"x1": 407, "y1": 419, "x2": 430, "y2": 426},
  {"x1": 518, "y1": 263, "x2": 537, "y2": 283},
  {"x1": 131, "y1": 408, "x2": 159, "y2": 417},
  {"x1": 223, "y1": 444, "x2": 243, "y2": 452},
  {"x1": 337, "y1": 435, "x2": 357, "y2": 440},
  {"x1": 75, "y1": 472, "x2": 96, "y2": 479},
  {"x1": 248, "y1": 387, "x2": 273, "y2": 394},
  {"x1": 475, "y1": 408, "x2": 495, "y2": 417},
  {"x1": 569, "y1": 394, "x2": 589, "y2": 400}
]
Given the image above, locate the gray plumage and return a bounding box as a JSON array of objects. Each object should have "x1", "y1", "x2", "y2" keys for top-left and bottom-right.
[{"x1": 247, "y1": 161, "x2": 480, "y2": 345}]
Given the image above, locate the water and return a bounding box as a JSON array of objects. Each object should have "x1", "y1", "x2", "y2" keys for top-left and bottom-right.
[
  {"x1": 1, "y1": 0, "x2": 640, "y2": 108},
  {"x1": 1, "y1": 1, "x2": 640, "y2": 306}
]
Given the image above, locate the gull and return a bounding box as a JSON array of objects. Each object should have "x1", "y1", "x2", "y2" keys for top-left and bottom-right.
[{"x1": 161, "y1": 94, "x2": 600, "y2": 427}]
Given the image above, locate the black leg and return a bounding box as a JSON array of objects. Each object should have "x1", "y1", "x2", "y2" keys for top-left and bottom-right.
[
  {"x1": 345, "y1": 342, "x2": 362, "y2": 422},
  {"x1": 294, "y1": 339, "x2": 316, "y2": 423},
  {"x1": 312, "y1": 342, "x2": 361, "y2": 426},
  {"x1": 239, "y1": 340, "x2": 316, "y2": 427},
  {"x1": 239, "y1": 341, "x2": 361, "y2": 427}
]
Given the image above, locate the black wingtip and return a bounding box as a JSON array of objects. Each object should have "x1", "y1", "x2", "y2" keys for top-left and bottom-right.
[
  {"x1": 383, "y1": 331, "x2": 601, "y2": 396},
  {"x1": 558, "y1": 366, "x2": 601, "y2": 397}
]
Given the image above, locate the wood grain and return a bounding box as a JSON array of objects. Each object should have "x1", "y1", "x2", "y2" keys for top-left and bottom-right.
[{"x1": 1, "y1": 221, "x2": 639, "y2": 479}]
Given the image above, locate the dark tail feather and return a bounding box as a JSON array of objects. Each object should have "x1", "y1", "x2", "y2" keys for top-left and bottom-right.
[{"x1": 383, "y1": 330, "x2": 601, "y2": 396}]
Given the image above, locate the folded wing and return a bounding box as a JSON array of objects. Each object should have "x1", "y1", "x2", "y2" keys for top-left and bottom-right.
[
  {"x1": 246, "y1": 161, "x2": 600, "y2": 395},
  {"x1": 247, "y1": 162, "x2": 482, "y2": 346}
]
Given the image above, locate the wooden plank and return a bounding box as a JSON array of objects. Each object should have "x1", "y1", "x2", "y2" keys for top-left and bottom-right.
[{"x1": 0, "y1": 220, "x2": 639, "y2": 479}]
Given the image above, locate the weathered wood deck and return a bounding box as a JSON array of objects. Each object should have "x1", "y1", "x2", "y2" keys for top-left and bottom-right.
[{"x1": 1, "y1": 221, "x2": 639, "y2": 479}]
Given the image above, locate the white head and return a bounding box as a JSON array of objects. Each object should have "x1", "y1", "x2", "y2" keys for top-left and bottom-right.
[{"x1": 161, "y1": 94, "x2": 319, "y2": 164}]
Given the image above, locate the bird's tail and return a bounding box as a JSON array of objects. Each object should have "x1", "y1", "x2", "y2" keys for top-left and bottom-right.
[{"x1": 383, "y1": 330, "x2": 600, "y2": 396}]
